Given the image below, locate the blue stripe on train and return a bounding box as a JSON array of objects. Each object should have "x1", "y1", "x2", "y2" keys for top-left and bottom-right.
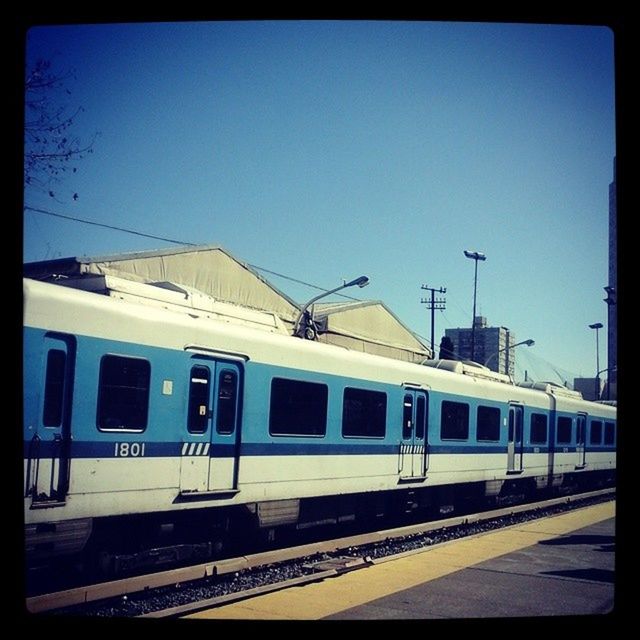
[
  {"x1": 24, "y1": 326, "x2": 616, "y2": 454},
  {"x1": 23, "y1": 439, "x2": 616, "y2": 458}
]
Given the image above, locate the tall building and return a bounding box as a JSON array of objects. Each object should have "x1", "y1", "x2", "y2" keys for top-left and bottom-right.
[
  {"x1": 445, "y1": 316, "x2": 516, "y2": 377},
  {"x1": 605, "y1": 157, "x2": 617, "y2": 396},
  {"x1": 573, "y1": 377, "x2": 606, "y2": 402}
]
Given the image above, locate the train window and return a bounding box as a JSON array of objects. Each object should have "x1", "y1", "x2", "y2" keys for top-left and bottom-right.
[
  {"x1": 441, "y1": 401, "x2": 469, "y2": 440},
  {"x1": 187, "y1": 366, "x2": 210, "y2": 433},
  {"x1": 43, "y1": 349, "x2": 66, "y2": 427},
  {"x1": 416, "y1": 394, "x2": 427, "y2": 439},
  {"x1": 97, "y1": 355, "x2": 150, "y2": 431},
  {"x1": 530, "y1": 413, "x2": 548, "y2": 445},
  {"x1": 590, "y1": 420, "x2": 603, "y2": 445},
  {"x1": 604, "y1": 422, "x2": 615, "y2": 445},
  {"x1": 476, "y1": 406, "x2": 500, "y2": 441},
  {"x1": 342, "y1": 388, "x2": 386, "y2": 438},
  {"x1": 269, "y1": 378, "x2": 327, "y2": 437},
  {"x1": 557, "y1": 417, "x2": 572, "y2": 444},
  {"x1": 216, "y1": 370, "x2": 238, "y2": 435},
  {"x1": 403, "y1": 394, "x2": 413, "y2": 439}
]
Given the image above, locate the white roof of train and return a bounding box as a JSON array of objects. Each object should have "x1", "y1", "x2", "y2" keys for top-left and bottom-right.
[
  {"x1": 50, "y1": 273, "x2": 289, "y2": 335},
  {"x1": 23, "y1": 277, "x2": 615, "y2": 418}
]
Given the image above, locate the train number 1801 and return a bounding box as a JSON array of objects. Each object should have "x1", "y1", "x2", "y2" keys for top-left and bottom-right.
[{"x1": 114, "y1": 442, "x2": 146, "y2": 457}]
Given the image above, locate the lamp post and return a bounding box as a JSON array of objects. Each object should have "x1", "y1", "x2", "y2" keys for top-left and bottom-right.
[
  {"x1": 294, "y1": 275, "x2": 369, "y2": 340},
  {"x1": 484, "y1": 339, "x2": 534, "y2": 374},
  {"x1": 603, "y1": 286, "x2": 616, "y2": 306},
  {"x1": 463, "y1": 250, "x2": 486, "y2": 362},
  {"x1": 589, "y1": 322, "x2": 603, "y2": 400},
  {"x1": 597, "y1": 366, "x2": 616, "y2": 401}
]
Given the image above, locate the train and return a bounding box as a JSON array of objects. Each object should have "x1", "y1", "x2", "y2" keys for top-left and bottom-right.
[{"x1": 23, "y1": 275, "x2": 616, "y2": 573}]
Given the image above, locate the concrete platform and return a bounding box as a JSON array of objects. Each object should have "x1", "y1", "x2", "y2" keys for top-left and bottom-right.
[{"x1": 186, "y1": 501, "x2": 616, "y2": 620}]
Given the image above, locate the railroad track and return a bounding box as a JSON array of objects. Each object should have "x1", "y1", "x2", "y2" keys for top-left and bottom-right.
[{"x1": 26, "y1": 488, "x2": 615, "y2": 618}]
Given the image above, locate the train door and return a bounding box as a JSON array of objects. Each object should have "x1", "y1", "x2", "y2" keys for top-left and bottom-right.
[
  {"x1": 27, "y1": 333, "x2": 75, "y2": 507},
  {"x1": 180, "y1": 357, "x2": 242, "y2": 495},
  {"x1": 399, "y1": 389, "x2": 429, "y2": 480},
  {"x1": 576, "y1": 413, "x2": 587, "y2": 468},
  {"x1": 507, "y1": 404, "x2": 524, "y2": 473}
]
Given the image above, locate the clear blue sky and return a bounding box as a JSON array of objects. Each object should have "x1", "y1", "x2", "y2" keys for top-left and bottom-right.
[{"x1": 23, "y1": 20, "x2": 616, "y2": 383}]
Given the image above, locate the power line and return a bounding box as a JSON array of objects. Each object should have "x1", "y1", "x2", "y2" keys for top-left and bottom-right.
[
  {"x1": 248, "y1": 264, "x2": 361, "y2": 301},
  {"x1": 24, "y1": 205, "x2": 361, "y2": 301},
  {"x1": 518, "y1": 348, "x2": 578, "y2": 387},
  {"x1": 24, "y1": 206, "x2": 198, "y2": 247},
  {"x1": 24, "y1": 205, "x2": 586, "y2": 383}
]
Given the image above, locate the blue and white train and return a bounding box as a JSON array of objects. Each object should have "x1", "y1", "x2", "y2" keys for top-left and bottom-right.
[{"x1": 23, "y1": 276, "x2": 616, "y2": 569}]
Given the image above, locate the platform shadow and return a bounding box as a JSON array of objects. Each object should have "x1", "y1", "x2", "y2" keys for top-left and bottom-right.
[
  {"x1": 540, "y1": 568, "x2": 615, "y2": 584},
  {"x1": 538, "y1": 534, "x2": 614, "y2": 549}
]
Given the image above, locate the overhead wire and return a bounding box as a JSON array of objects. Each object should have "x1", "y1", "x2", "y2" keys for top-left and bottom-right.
[
  {"x1": 24, "y1": 204, "x2": 586, "y2": 381},
  {"x1": 246, "y1": 264, "x2": 361, "y2": 301},
  {"x1": 24, "y1": 205, "x2": 361, "y2": 301},
  {"x1": 25, "y1": 206, "x2": 198, "y2": 247}
]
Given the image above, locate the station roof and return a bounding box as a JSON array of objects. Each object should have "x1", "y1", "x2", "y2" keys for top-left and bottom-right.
[
  {"x1": 23, "y1": 244, "x2": 301, "y2": 323},
  {"x1": 314, "y1": 300, "x2": 429, "y2": 355},
  {"x1": 24, "y1": 244, "x2": 431, "y2": 363}
]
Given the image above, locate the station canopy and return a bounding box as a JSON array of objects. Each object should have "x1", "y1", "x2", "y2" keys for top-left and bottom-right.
[{"x1": 23, "y1": 244, "x2": 431, "y2": 363}]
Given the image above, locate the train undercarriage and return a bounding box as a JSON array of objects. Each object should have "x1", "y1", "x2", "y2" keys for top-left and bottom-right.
[{"x1": 26, "y1": 469, "x2": 616, "y2": 578}]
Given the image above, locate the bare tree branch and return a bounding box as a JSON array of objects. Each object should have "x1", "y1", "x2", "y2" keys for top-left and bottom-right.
[{"x1": 24, "y1": 57, "x2": 99, "y2": 201}]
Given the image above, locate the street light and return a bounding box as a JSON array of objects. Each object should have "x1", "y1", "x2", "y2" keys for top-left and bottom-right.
[
  {"x1": 603, "y1": 286, "x2": 616, "y2": 306},
  {"x1": 589, "y1": 322, "x2": 604, "y2": 400},
  {"x1": 293, "y1": 275, "x2": 370, "y2": 340},
  {"x1": 597, "y1": 366, "x2": 616, "y2": 401},
  {"x1": 484, "y1": 339, "x2": 535, "y2": 373},
  {"x1": 463, "y1": 250, "x2": 486, "y2": 362}
]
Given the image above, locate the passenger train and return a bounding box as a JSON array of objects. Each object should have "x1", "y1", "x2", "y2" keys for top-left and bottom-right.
[{"x1": 23, "y1": 276, "x2": 616, "y2": 571}]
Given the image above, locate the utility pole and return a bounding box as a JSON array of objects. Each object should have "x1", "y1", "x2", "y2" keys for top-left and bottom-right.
[
  {"x1": 603, "y1": 286, "x2": 616, "y2": 400},
  {"x1": 421, "y1": 284, "x2": 447, "y2": 358}
]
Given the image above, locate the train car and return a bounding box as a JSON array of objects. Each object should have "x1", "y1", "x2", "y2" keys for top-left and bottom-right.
[{"x1": 23, "y1": 276, "x2": 616, "y2": 570}]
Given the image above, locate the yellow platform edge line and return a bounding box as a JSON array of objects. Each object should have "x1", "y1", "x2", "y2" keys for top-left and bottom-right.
[{"x1": 186, "y1": 501, "x2": 615, "y2": 620}]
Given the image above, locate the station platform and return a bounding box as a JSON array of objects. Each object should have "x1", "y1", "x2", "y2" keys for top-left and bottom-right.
[{"x1": 186, "y1": 501, "x2": 616, "y2": 620}]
